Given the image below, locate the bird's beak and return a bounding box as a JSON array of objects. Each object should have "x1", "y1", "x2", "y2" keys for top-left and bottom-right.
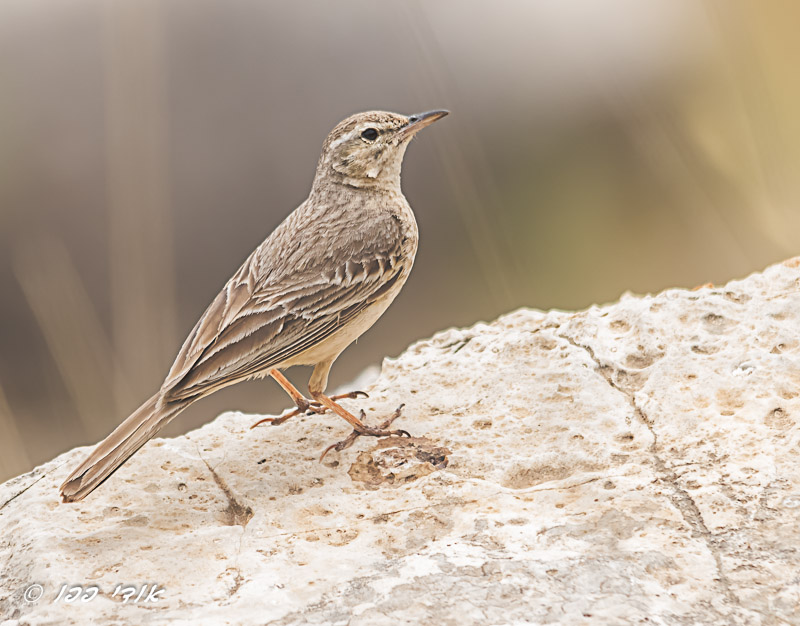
[{"x1": 398, "y1": 109, "x2": 449, "y2": 140}]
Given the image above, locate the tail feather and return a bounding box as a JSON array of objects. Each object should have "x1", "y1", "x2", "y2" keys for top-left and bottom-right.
[{"x1": 60, "y1": 393, "x2": 188, "y2": 502}]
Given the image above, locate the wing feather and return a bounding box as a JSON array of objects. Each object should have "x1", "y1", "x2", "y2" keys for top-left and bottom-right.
[{"x1": 163, "y1": 255, "x2": 404, "y2": 401}]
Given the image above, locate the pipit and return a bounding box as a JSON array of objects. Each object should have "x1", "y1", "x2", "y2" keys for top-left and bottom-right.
[{"x1": 60, "y1": 109, "x2": 448, "y2": 502}]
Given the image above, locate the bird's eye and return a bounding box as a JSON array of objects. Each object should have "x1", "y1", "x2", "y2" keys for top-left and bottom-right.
[{"x1": 361, "y1": 128, "x2": 379, "y2": 141}]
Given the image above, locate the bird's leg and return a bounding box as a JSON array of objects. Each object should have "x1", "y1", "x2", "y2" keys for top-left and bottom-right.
[
  {"x1": 270, "y1": 369, "x2": 370, "y2": 410},
  {"x1": 306, "y1": 360, "x2": 407, "y2": 459},
  {"x1": 251, "y1": 369, "x2": 321, "y2": 428},
  {"x1": 250, "y1": 369, "x2": 369, "y2": 428},
  {"x1": 310, "y1": 391, "x2": 410, "y2": 461}
]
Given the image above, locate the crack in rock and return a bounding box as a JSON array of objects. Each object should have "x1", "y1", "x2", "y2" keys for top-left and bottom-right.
[
  {"x1": 193, "y1": 444, "x2": 254, "y2": 529},
  {"x1": 204, "y1": 461, "x2": 254, "y2": 528},
  {"x1": 193, "y1": 444, "x2": 253, "y2": 600},
  {"x1": 0, "y1": 462, "x2": 63, "y2": 512},
  {"x1": 557, "y1": 329, "x2": 741, "y2": 610}
]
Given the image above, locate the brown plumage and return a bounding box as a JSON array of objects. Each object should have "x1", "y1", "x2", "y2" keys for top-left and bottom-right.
[{"x1": 60, "y1": 109, "x2": 448, "y2": 502}]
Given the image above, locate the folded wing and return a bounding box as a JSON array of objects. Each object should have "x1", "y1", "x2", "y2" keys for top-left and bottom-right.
[{"x1": 161, "y1": 245, "x2": 405, "y2": 402}]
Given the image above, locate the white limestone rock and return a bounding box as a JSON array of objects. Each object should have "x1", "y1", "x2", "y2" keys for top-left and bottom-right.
[{"x1": 3, "y1": 259, "x2": 800, "y2": 625}]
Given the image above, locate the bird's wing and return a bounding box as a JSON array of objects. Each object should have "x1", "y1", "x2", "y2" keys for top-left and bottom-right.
[
  {"x1": 161, "y1": 245, "x2": 406, "y2": 402},
  {"x1": 161, "y1": 248, "x2": 261, "y2": 392}
]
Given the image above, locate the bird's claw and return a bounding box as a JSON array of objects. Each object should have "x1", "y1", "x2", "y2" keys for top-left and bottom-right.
[
  {"x1": 331, "y1": 390, "x2": 369, "y2": 402},
  {"x1": 250, "y1": 415, "x2": 283, "y2": 429},
  {"x1": 319, "y1": 404, "x2": 408, "y2": 461},
  {"x1": 250, "y1": 400, "x2": 325, "y2": 429}
]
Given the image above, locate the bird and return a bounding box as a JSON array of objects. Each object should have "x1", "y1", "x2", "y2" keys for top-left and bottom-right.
[{"x1": 60, "y1": 109, "x2": 449, "y2": 502}]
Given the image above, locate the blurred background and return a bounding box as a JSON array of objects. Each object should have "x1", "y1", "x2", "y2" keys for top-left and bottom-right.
[{"x1": 2, "y1": 0, "x2": 800, "y2": 482}]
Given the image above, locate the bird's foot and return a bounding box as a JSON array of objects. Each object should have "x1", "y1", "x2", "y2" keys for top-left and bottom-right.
[
  {"x1": 250, "y1": 391, "x2": 369, "y2": 429},
  {"x1": 319, "y1": 404, "x2": 408, "y2": 461}
]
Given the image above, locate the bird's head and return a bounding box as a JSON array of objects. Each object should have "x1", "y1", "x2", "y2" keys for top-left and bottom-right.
[{"x1": 313, "y1": 110, "x2": 448, "y2": 191}]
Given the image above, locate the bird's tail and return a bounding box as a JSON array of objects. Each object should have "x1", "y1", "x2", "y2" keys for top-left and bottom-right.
[{"x1": 60, "y1": 393, "x2": 188, "y2": 502}]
